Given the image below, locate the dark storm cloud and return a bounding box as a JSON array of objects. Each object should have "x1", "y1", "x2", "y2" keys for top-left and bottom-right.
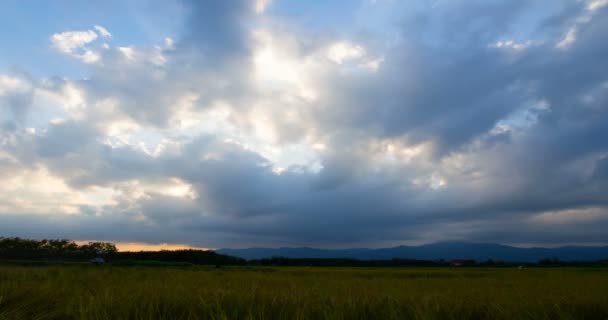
[
  {"x1": 0, "y1": 70, "x2": 34, "y2": 126},
  {"x1": 36, "y1": 121, "x2": 99, "y2": 158},
  {"x1": 456, "y1": 211, "x2": 608, "y2": 246},
  {"x1": 314, "y1": 0, "x2": 594, "y2": 156},
  {"x1": 179, "y1": 0, "x2": 254, "y2": 62}
]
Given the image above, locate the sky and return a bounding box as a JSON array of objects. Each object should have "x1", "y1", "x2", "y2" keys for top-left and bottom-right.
[{"x1": 1, "y1": 0, "x2": 608, "y2": 249}]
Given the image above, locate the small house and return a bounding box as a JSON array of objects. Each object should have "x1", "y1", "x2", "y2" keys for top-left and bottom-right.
[{"x1": 449, "y1": 259, "x2": 468, "y2": 267}]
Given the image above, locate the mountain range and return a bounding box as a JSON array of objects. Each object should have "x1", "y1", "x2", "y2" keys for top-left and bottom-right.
[{"x1": 216, "y1": 242, "x2": 608, "y2": 262}]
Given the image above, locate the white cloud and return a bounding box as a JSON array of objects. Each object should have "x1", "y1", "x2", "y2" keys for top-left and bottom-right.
[
  {"x1": 94, "y1": 25, "x2": 112, "y2": 38},
  {"x1": 108, "y1": 178, "x2": 198, "y2": 201},
  {"x1": 326, "y1": 41, "x2": 383, "y2": 72},
  {"x1": 50, "y1": 28, "x2": 104, "y2": 64},
  {"x1": 164, "y1": 37, "x2": 175, "y2": 49},
  {"x1": 556, "y1": 27, "x2": 577, "y2": 49},
  {"x1": 587, "y1": 0, "x2": 608, "y2": 11},
  {"x1": 0, "y1": 166, "x2": 116, "y2": 216},
  {"x1": 493, "y1": 40, "x2": 531, "y2": 51},
  {"x1": 413, "y1": 172, "x2": 447, "y2": 190},
  {"x1": 255, "y1": 0, "x2": 272, "y2": 14},
  {"x1": 327, "y1": 42, "x2": 366, "y2": 64},
  {"x1": 35, "y1": 81, "x2": 87, "y2": 119},
  {"x1": 555, "y1": 0, "x2": 606, "y2": 50},
  {"x1": 252, "y1": 30, "x2": 319, "y2": 101},
  {"x1": 0, "y1": 75, "x2": 30, "y2": 95},
  {"x1": 360, "y1": 57, "x2": 384, "y2": 72},
  {"x1": 51, "y1": 30, "x2": 98, "y2": 54},
  {"x1": 530, "y1": 207, "x2": 608, "y2": 224},
  {"x1": 81, "y1": 50, "x2": 101, "y2": 64},
  {"x1": 118, "y1": 46, "x2": 136, "y2": 61}
]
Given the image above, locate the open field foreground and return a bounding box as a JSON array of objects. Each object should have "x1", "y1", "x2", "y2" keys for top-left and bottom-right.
[{"x1": 1, "y1": 265, "x2": 608, "y2": 320}]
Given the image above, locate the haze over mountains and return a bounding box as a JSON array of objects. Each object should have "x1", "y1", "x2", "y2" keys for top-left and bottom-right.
[{"x1": 217, "y1": 242, "x2": 608, "y2": 262}]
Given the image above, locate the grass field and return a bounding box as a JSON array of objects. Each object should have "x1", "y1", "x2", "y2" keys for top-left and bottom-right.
[{"x1": 1, "y1": 264, "x2": 607, "y2": 319}]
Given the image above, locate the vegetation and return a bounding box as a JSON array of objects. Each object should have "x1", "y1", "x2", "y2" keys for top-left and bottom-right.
[
  {"x1": 0, "y1": 264, "x2": 607, "y2": 320},
  {"x1": 2, "y1": 238, "x2": 607, "y2": 319},
  {"x1": 0, "y1": 237, "x2": 244, "y2": 266},
  {"x1": 0, "y1": 237, "x2": 116, "y2": 260},
  {"x1": 114, "y1": 250, "x2": 245, "y2": 266}
]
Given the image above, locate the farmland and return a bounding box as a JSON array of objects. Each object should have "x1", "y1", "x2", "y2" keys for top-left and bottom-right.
[{"x1": 1, "y1": 264, "x2": 607, "y2": 319}]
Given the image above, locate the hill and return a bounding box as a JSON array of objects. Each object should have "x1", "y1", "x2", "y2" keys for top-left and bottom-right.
[{"x1": 217, "y1": 242, "x2": 608, "y2": 262}]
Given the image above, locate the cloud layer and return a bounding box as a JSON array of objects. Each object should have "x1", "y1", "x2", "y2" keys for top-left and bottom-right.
[{"x1": 1, "y1": 0, "x2": 608, "y2": 248}]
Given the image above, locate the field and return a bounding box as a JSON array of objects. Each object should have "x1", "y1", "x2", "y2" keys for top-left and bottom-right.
[{"x1": 1, "y1": 264, "x2": 608, "y2": 320}]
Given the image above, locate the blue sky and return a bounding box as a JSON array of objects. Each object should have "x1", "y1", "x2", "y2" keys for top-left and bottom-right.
[
  {"x1": 0, "y1": 0, "x2": 183, "y2": 77},
  {"x1": 1, "y1": 0, "x2": 608, "y2": 249}
]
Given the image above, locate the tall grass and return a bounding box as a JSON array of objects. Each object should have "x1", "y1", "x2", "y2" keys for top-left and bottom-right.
[{"x1": 1, "y1": 265, "x2": 607, "y2": 319}]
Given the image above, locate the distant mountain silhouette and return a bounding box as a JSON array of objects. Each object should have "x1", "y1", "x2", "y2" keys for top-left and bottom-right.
[{"x1": 216, "y1": 242, "x2": 608, "y2": 262}]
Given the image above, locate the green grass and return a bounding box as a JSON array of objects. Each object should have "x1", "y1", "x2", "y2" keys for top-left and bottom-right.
[{"x1": 1, "y1": 265, "x2": 607, "y2": 319}]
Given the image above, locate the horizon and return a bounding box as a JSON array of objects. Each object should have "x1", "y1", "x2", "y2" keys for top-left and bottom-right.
[
  {"x1": 6, "y1": 237, "x2": 608, "y2": 252},
  {"x1": 2, "y1": 0, "x2": 608, "y2": 249},
  {"x1": 216, "y1": 241, "x2": 608, "y2": 250}
]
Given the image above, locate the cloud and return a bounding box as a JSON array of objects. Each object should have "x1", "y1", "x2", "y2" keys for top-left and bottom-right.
[
  {"x1": 36, "y1": 121, "x2": 99, "y2": 158},
  {"x1": 178, "y1": 0, "x2": 257, "y2": 64},
  {"x1": 326, "y1": 42, "x2": 366, "y2": 64},
  {"x1": 51, "y1": 30, "x2": 98, "y2": 54},
  {"x1": 255, "y1": 0, "x2": 272, "y2": 14},
  {"x1": 94, "y1": 25, "x2": 112, "y2": 38},
  {"x1": 1, "y1": 0, "x2": 608, "y2": 248},
  {"x1": 50, "y1": 28, "x2": 104, "y2": 64},
  {"x1": 0, "y1": 74, "x2": 31, "y2": 96},
  {"x1": 50, "y1": 25, "x2": 113, "y2": 64},
  {"x1": 0, "y1": 72, "x2": 34, "y2": 125},
  {"x1": 588, "y1": 0, "x2": 608, "y2": 11}
]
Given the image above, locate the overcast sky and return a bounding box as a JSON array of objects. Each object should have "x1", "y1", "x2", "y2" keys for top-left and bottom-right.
[{"x1": 1, "y1": 0, "x2": 607, "y2": 249}]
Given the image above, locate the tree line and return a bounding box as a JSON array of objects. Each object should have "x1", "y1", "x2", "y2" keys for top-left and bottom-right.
[
  {"x1": 115, "y1": 249, "x2": 245, "y2": 265},
  {"x1": 248, "y1": 256, "x2": 608, "y2": 267},
  {"x1": 0, "y1": 237, "x2": 117, "y2": 260},
  {"x1": 0, "y1": 237, "x2": 245, "y2": 265}
]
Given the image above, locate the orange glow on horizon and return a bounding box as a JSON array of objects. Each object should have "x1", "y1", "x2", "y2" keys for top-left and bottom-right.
[{"x1": 76, "y1": 241, "x2": 211, "y2": 252}]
